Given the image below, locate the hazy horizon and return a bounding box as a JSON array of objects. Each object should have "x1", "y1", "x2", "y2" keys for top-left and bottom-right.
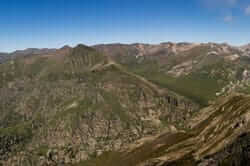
[
  {"x1": 2, "y1": 40, "x2": 249, "y2": 54},
  {"x1": 1, "y1": 0, "x2": 250, "y2": 52}
]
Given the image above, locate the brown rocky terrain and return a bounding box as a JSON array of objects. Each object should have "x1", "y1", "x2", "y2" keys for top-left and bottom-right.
[
  {"x1": 0, "y1": 44, "x2": 198, "y2": 165},
  {"x1": 1, "y1": 42, "x2": 250, "y2": 166},
  {"x1": 79, "y1": 94, "x2": 250, "y2": 166}
]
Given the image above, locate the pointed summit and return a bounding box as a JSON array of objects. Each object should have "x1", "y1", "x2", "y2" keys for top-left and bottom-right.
[{"x1": 60, "y1": 45, "x2": 72, "y2": 50}]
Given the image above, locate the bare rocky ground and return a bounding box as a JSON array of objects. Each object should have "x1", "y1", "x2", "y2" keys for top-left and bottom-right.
[{"x1": 77, "y1": 94, "x2": 250, "y2": 166}]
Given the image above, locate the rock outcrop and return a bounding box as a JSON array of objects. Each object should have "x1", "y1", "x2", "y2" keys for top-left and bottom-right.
[{"x1": 80, "y1": 94, "x2": 250, "y2": 166}]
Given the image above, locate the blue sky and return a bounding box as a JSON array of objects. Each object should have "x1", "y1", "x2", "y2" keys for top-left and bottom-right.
[{"x1": 1, "y1": 0, "x2": 250, "y2": 52}]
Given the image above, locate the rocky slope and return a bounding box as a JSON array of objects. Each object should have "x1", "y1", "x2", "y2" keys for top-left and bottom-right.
[
  {"x1": 1, "y1": 42, "x2": 250, "y2": 166},
  {"x1": 95, "y1": 42, "x2": 250, "y2": 106},
  {"x1": 78, "y1": 94, "x2": 250, "y2": 166},
  {"x1": 0, "y1": 44, "x2": 198, "y2": 165}
]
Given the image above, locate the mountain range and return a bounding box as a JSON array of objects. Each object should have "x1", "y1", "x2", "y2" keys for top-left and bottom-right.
[{"x1": 0, "y1": 42, "x2": 250, "y2": 166}]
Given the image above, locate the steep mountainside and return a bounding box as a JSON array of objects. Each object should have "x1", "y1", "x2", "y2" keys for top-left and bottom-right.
[
  {"x1": 95, "y1": 43, "x2": 250, "y2": 106},
  {"x1": 0, "y1": 44, "x2": 198, "y2": 165},
  {"x1": 1, "y1": 42, "x2": 250, "y2": 166},
  {"x1": 77, "y1": 94, "x2": 250, "y2": 166}
]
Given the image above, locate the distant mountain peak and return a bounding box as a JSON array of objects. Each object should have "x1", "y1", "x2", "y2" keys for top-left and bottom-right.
[
  {"x1": 12, "y1": 48, "x2": 57, "y2": 56},
  {"x1": 74, "y1": 44, "x2": 94, "y2": 50},
  {"x1": 60, "y1": 45, "x2": 72, "y2": 50}
]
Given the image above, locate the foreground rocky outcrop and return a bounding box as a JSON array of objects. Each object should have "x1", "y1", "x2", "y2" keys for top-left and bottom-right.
[
  {"x1": 79, "y1": 94, "x2": 250, "y2": 166},
  {"x1": 198, "y1": 132, "x2": 250, "y2": 166}
]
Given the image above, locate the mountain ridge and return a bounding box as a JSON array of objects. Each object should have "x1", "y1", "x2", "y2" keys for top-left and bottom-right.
[
  {"x1": 0, "y1": 44, "x2": 199, "y2": 165},
  {"x1": 1, "y1": 43, "x2": 250, "y2": 165}
]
